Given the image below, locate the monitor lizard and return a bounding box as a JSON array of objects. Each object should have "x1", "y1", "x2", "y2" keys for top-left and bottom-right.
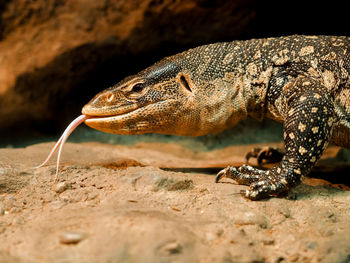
[{"x1": 79, "y1": 35, "x2": 350, "y2": 200}]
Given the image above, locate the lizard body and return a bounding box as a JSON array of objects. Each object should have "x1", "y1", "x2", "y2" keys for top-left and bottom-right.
[{"x1": 82, "y1": 35, "x2": 350, "y2": 200}]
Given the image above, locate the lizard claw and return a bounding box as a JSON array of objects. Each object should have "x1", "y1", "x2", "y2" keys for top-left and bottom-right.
[
  {"x1": 239, "y1": 189, "x2": 252, "y2": 200},
  {"x1": 215, "y1": 166, "x2": 239, "y2": 183},
  {"x1": 215, "y1": 168, "x2": 228, "y2": 183}
]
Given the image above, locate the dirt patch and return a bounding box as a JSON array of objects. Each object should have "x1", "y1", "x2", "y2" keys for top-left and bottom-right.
[{"x1": 0, "y1": 142, "x2": 350, "y2": 262}]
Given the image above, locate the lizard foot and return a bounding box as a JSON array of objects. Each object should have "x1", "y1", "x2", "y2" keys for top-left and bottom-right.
[
  {"x1": 245, "y1": 147, "x2": 284, "y2": 165},
  {"x1": 216, "y1": 164, "x2": 289, "y2": 200}
]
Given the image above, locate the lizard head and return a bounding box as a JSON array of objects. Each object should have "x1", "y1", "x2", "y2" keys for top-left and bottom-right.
[
  {"x1": 83, "y1": 44, "x2": 249, "y2": 136},
  {"x1": 82, "y1": 58, "x2": 204, "y2": 135}
]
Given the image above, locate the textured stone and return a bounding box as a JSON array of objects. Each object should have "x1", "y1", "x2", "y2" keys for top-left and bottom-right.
[
  {"x1": 54, "y1": 181, "x2": 70, "y2": 194},
  {"x1": 0, "y1": 0, "x2": 255, "y2": 132},
  {"x1": 59, "y1": 231, "x2": 86, "y2": 245}
]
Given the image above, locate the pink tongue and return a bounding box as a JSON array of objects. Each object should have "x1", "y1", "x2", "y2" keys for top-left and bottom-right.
[{"x1": 35, "y1": 114, "x2": 89, "y2": 179}]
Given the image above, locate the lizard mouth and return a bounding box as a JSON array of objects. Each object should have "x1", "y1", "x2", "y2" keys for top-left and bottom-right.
[
  {"x1": 81, "y1": 103, "x2": 139, "y2": 118},
  {"x1": 83, "y1": 99, "x2": 175, "y2": 132}
]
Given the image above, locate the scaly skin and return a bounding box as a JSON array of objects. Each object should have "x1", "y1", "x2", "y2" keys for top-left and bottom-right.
[{"x1": 82, "y1": 35, "x2": 350, "y2": 200}]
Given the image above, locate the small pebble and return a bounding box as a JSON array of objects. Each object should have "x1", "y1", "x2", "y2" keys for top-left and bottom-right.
[
  {"x1": 171, "y1": 206, "x2": 181, "y2": 212},
  {"x1": 160, "y1": 241, "x2": 182, "y2": 254},
  {"x1": 305, "y1": 241, "x2": 317, "y2": 250},
  {"x1": 216, "y1": 228, "x2": 224, "y2": 236},
  {"x1": 10, "y1": 207, "x2": 22, "y2": 213},
  {"x1": 279, "y1": 207, "x2": 291, "y2": 218},
  {"x1": 235, "y1": 211, "x2": 269, "y2": 228},
  {"x1": 54, "y1": 182, "x2": 70, "y2": 193},
  {"x1": 0, "y1": 204, "x2": 5, "y2": 216},
  {"x1": 205, "y1": 232, "x2": 217, "y2": 242},
  {"x1": 288, "y1": 254, "x2": 299, "y2": 262},
  {"x1": 13, "y1": 216, "x2": 25, "y2": 225},
  {"x1": 0, "y1": 168, "x2": 11, "y2": 176},
  {"x1": 59, "y1": 232, "x2": 86, "y2": 245},
  {"x1": 49, "y1": 200, "x2": 66, "y2": 210},
  {"x1": 262, "y1": 239, "x2": 275, "y2": 245}
]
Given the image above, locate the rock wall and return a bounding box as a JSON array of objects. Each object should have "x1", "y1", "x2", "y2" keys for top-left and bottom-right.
[
  {"x1": 0, "y1": 0, "x2": 348, "y2": 140},
  {"x1": 0, "y1": 0, "x2": 255, "y2": 132}
]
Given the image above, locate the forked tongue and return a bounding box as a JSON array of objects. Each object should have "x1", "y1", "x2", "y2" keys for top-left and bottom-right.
[{"x1": 35, "y1": 114, "x2": 89, "y2": 179}]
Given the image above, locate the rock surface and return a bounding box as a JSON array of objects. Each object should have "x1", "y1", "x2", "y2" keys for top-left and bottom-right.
[
  {"x1": 0, "y1": 0, "x2": 255, "y2": 132},
  {"x1": 0, "y1": 142, "x2": 349, "y2": 262}
]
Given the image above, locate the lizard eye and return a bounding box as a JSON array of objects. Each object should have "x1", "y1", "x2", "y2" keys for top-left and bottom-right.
[
  {"x1": 130, "y1": 83, "x2": 145, "y2": 93},
  {"x1": 127, "y1": 82, "x2": 146, "y2": 99}
]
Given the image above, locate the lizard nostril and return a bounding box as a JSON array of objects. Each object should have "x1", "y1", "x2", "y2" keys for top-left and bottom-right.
[{"x1": 106, "y1": 93, "x2": 115, "y2": 102}]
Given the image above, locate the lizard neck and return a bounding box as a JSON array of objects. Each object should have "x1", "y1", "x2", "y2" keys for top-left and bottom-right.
[
  {"x1": 219, "y1": 64, "x2": 273, "y2": 128},
  {"x1": 225, "y1": 40, "x2": 274, "y2": 122},
  {"x1": 180, "y1": 40, "x2": 273, "y2": 134},
  {"x1": 243, "y1": 65, "x2": 274, "y2": 122}
]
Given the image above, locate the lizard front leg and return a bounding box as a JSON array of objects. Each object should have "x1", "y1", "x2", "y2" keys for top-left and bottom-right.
[{"x1": 216, "y1": 77, "x2": 337, "y2": 200}]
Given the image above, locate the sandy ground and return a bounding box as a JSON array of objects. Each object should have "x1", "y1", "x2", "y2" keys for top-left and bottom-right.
[{"x1": 0, "y1": 142, "x2": 350, "y2": 263}]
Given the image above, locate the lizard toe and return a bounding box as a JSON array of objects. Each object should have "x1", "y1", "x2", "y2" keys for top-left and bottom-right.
[
  {"x1": 215, "y1": 166, "x2": 238, "y2": 183},
  {"x1": 216, "y1": 165, "x2": 263, "y2": 185},
  {"x1": 242, "y1": 177, "x2": 289, "y2": 200}
]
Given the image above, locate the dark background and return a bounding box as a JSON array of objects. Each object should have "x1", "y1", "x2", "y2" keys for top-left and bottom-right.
[{"x1": 0, "y1": 0, "x2": 348, "y2": 148}]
